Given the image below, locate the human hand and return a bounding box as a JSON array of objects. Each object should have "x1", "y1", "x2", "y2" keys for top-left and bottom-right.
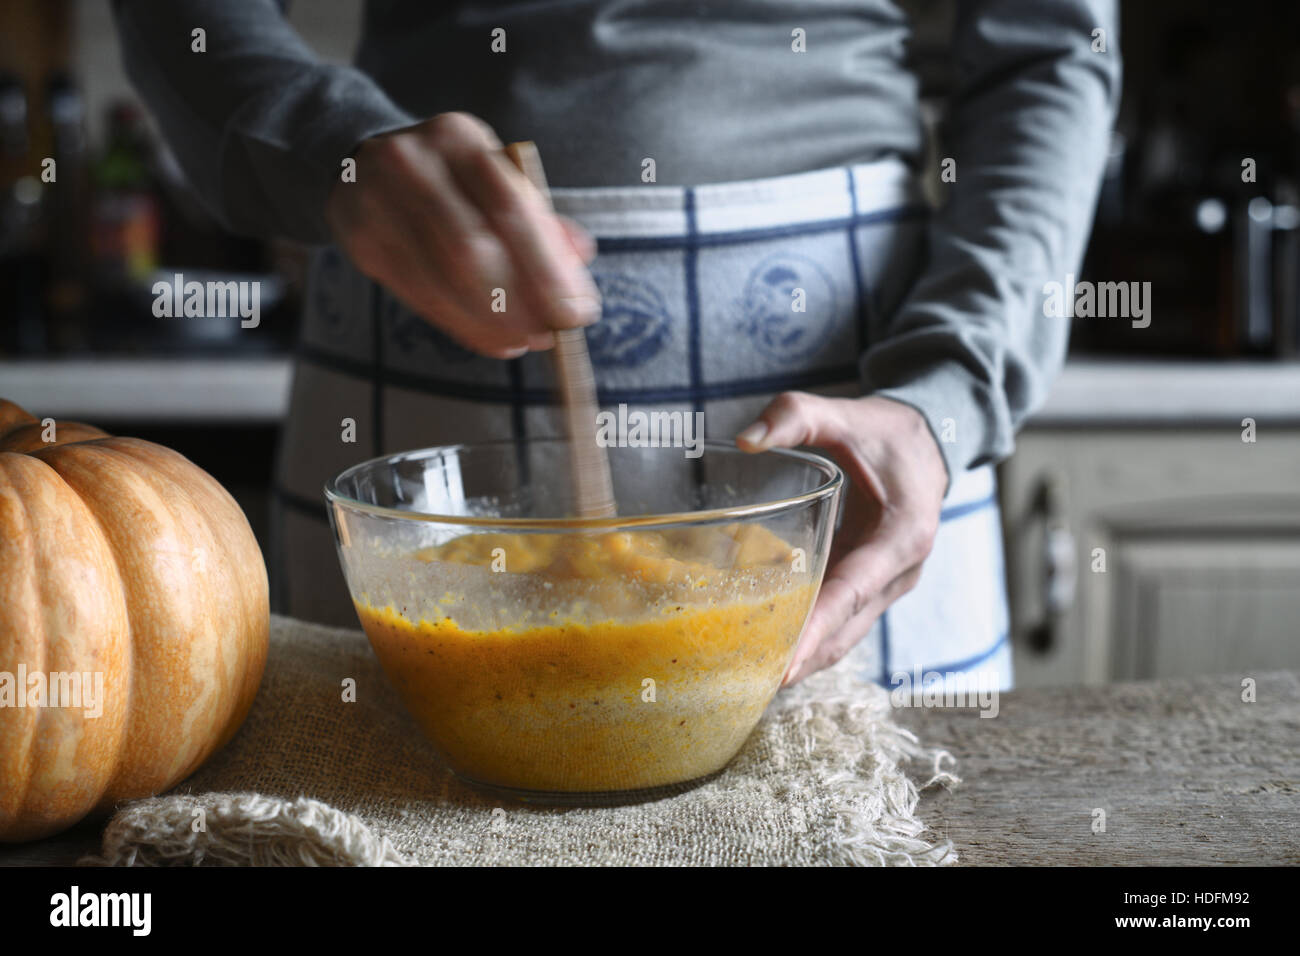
[
  {"x1": 325, "y1": 112, "x2": 601, "y2": 358},
  {"x1": 735, "y1": 393, "x2": 949, "y2": 685}
]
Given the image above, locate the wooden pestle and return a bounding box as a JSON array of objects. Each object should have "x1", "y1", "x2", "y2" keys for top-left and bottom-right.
[{"x1": 504, "y1": 141, "x2": 616, "y2": 519}]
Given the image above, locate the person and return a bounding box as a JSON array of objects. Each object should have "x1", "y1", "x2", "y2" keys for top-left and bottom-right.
[{"x1": 113, "y1": 0, "x2": 1120, "y2": 689}]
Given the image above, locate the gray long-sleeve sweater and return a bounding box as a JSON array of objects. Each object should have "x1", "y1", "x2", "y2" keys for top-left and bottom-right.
[{"x1": 112, "y1": 0, "x2": 1121, "y2": 486}]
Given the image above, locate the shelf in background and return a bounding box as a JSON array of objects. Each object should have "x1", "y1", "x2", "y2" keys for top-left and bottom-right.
[
  {"x1": 3, "y1": 356, "x2": 1300, "y2": 426},
  {"x1": 0, "y1": 356, "x2": 293, "y2": 424},
  {"x1": 1029, "y1": 359, "x2": 1300, "y2": 426}
]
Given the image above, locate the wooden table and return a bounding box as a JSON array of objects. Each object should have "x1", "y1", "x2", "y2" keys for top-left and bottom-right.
[
  {"x1": 901, "y1": 670, "x2": 1300, "y2": 865},
  {"x1": 4, "y1": 671, "x2": 1297, "y2": 866}
]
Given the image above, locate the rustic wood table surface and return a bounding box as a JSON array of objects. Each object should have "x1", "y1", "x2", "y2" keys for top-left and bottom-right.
[{"x1": 4, "y1": 670, "x2": 1296, "y2": 866}]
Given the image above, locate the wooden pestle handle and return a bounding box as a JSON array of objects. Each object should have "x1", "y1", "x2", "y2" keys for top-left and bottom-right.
[{"x1": 504, "y1": 142, "x2": 616, "y2": 519}]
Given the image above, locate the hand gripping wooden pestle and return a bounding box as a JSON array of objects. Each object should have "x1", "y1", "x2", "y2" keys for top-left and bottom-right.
[{"x1": 504, "y1": 141, "x2": 616, "y2": 519}]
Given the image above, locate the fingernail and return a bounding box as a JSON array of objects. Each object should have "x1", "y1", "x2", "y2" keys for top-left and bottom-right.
[
  {"x1": 780, "y1": 652, "x2": 803, "y2": 687},
  {"x1": 560, "y1": 294, "x2": 602, "y2": 327},
  {"x1": 527, "y1": 331, "x2": 556, "y2": 351},
  {"x1": 736, "y1": 421, "x2": 768, "y2": 448}
]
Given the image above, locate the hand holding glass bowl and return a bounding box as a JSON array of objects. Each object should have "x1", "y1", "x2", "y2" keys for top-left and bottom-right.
[{"x1": 326, "y1": 439, "x2": 842, "y2": 803}]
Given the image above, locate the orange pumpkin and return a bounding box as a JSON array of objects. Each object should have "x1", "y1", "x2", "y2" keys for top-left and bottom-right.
[{"x1": 0, "y1": 399, "x2": 268, "y2": 841}]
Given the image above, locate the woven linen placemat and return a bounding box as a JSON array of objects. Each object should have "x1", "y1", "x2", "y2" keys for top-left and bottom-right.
[{"x1": 87, "y1": 615, "x2": 959, "y2": 866}]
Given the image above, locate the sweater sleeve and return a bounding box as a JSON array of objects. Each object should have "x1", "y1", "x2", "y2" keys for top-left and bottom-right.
[
  {"x1": 112, "y1": 0, "x2": 416, "y2": 243},
  {"x1": 861, "y1": 0, "x2": 1121, "y2": 491}
]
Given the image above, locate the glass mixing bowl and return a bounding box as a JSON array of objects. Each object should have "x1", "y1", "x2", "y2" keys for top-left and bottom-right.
[{"x1": 326, "y1": 438, "x2": 842, "y2": 803}]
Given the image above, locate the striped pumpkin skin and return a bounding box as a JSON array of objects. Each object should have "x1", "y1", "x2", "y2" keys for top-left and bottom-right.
[{"x1": 0, "y1": 400, "x2": 268, "y2": 842}]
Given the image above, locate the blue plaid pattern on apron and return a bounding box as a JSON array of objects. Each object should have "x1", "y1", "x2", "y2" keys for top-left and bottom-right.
[{"x1": 272, "y1": 158, "x2": 1013, "y2": 690}]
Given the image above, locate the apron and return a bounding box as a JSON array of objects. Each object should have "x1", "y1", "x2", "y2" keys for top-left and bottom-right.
[{"x1": 271, "y1": 158, "x2": 1014, "y2": 691}]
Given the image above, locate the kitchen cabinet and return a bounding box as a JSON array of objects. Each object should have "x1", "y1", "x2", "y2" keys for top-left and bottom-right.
[{"x1": 1001, "y1": 426, "x2": 1300, "y2": 687}]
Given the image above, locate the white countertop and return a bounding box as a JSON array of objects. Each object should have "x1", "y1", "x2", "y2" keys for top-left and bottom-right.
[
  {"x1": 0, "y1": 357, "x2": 293, "y2": 423},
  {"x1": 1030, "y1": 359, "x2": 1300, "y2": 425},
  {"x1": 1, "y1": 356, "x2": 1298, "y2": 426}
]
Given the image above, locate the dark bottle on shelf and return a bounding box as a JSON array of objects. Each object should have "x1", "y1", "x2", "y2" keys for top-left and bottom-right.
[
  {"x1": 90, "y1": 101, "x2": 160, "y2": 286},
  {"x1": 45, "y1": 71, "x2": 92, "y2": 352},
  {"x1": 0, "y1": 71, "x2": 47, "y2": 355}
]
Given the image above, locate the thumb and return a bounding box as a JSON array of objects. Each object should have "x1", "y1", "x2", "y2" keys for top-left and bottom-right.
[{"x1": 735, "y1": 391, "x2": 838, "y2": 452}]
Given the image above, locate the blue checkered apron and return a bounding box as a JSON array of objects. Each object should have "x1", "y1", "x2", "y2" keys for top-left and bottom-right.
[{"x1": 272, "y1": 158, "x2": 1013, "y2": 690}]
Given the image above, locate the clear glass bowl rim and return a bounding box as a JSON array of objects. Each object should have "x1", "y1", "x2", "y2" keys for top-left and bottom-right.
[{"x1": 324, "y1": 437, "x2": 844, "y2": 531}]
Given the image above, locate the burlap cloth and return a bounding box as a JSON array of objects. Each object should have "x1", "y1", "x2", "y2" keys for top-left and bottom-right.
[{"x1": 87, "y1": 615, "x2": 959, "y2": 866}]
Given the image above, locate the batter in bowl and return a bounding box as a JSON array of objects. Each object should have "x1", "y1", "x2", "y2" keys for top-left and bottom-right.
[{"x1": 355, "y1": 523, "x2": 816, "y2": 796}]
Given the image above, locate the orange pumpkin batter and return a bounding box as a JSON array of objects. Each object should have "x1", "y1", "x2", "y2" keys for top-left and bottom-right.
[{"x1": 355, "y1": 524, "x2": 814, "y2": 794}]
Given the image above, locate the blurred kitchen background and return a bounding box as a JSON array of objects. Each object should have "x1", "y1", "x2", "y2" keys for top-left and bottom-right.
[{"x1": 2, "y1": 0, "x2": 1299, "y2": 686}]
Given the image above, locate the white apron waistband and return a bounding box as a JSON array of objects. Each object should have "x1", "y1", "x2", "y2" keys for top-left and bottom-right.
[{"x1": 549, "y1": 158, "x2": 925, "y2": 239}]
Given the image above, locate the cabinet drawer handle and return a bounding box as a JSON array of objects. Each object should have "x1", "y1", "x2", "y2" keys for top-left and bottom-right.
[{"x1": 1026, "y1": 474, "x2": 1076, "y2": 654}]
